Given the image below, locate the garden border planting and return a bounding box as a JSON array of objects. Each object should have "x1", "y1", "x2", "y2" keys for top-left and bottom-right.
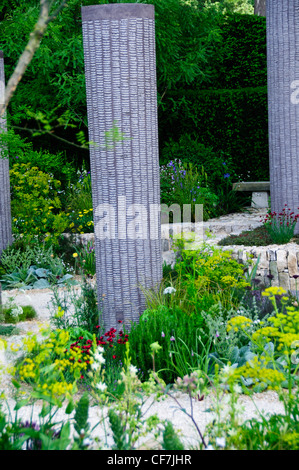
[{"x1": 64, "y1": 207, "x2": 299, "y2": 292}]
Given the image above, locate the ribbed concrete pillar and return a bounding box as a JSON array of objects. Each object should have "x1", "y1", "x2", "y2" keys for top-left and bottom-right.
[
  {"x1": 0, "y1": 51, "x2": 12, "y2": 255},
  {"x1": 255, "y1": 0, "x2": 266, "y2": 16},
  {"x1": 0, "y1": 51, "x2": 12, "y2": 311},
  {"x1": 81, "y1": 4, "x2": 162, "y2": 330},
  {"x1": 267, "y1": 1, "x2": 299, "y2": 233}
]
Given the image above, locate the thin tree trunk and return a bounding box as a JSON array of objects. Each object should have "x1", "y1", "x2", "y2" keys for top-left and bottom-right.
[
  {"x1": 267, "y1": 0, "x2": 299, "y2": 234},
  {"x1": 255, "y1": 0, "x2": 266, "y2": 16},
  {"x1": 0, "y1": 0, "x2": 67, "y2": 118}
]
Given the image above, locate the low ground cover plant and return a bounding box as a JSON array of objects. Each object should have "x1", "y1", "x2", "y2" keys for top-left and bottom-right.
[
  {"x1": 219, "y1": 224, "x2": 273, "y2": 246},
  {"x1": 220, "y1": 206, "x2": 299, "y2": 246},
  {"x1": 0, "y1": 238, "x2": 75, "y2": 290},
  {"x1": 0, "y1": 299, "x2": 36, "y2": 324}
]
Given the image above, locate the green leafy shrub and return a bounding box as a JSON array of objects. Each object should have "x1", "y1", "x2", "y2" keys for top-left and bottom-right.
[
  {"x1": 237, "y1": 410, "x2": 299, "y2": 450},
  {"x1": 160, "y1": 86, "x2": 268, "y2": 183},
  {"x1": 66, "y1": 169, "x2": 92, "y2": 213},
  {"x1": 0, "y1": 303, "x2": 36, "y2": 324},
  {"x1": 49, "y1": 279, "x2": 99, "y2": 334},
  {"x1": 0, "y1": 240, "x2": 65, "y2": 274},
  {"x1": 0, "y1": 324, "x2": 18, "y2": 336},
  {"x1": 2, "y1": 129, "x2": 75, "y2": 190},
  {"x1": 160, "y1": 135, "x2": 249, "y2": 216},
  {"x1": 160, "y1": 159, "x2": 218, "y2": 221}
]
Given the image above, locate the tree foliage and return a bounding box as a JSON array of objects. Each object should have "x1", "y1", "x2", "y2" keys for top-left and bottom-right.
[{"x1": 0, "y1": 0, "x2": 231, "y2": 156}]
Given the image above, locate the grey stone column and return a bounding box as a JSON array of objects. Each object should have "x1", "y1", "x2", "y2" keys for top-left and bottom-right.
[
  {"x1": 81, "y1": 4, "x2": 162, "y2": 331},
  {"x1": 0, "y1": 51, "x2": 12, "y2": 254},
  {"x1": 0, "y1": 51, "x2": 13, "y2": 311},
  {"x1": 267, "y1": 1, "x2": 299, "y2": 233}
]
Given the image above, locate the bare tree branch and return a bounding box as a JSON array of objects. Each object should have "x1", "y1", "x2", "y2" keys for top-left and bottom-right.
[
  {"x1": 0, "y1": 0, "x2": 67, "y2": 118},
  {"x1": 12, "y1": 124, "x2": 89, "y2": 150}
]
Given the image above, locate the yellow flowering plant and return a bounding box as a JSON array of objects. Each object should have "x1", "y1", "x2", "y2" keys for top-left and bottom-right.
[
  {"x1": 11, "y1": 327, "x2": 97, "y2": 397},
  {"x1": 10, "y1": 163, "x2": 69, "y2": 237},
  {"x1": 166, "y1": 243, "x2": 252, "y2": 317},
  {"x1": 194, "y1": 249, "x2": 250, "y2": 292},
  {"x1": 66, "y1": 208, "x2": 94, "y2": 234},
  {"x1": 228, "y1": 287, "x2": 299, "y2": 393}
]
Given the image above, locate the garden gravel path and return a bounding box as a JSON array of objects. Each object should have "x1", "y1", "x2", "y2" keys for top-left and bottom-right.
[{"x1": 0, "y1": 285, "x2": 288, "y2": 449}]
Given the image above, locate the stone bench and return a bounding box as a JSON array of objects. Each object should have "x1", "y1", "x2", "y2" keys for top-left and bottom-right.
[{"x1": 232, "y1": 181, "x2": 270, "y2": 209}]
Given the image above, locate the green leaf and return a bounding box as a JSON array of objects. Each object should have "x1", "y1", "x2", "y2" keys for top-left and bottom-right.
[
  {"x1": 65, "y1": 399, "x2": 75, "y2": 415},
  {"x1": 32, "y1": 279, "x2": 51, "y2": 289},
  {"x1": 14, "y1": 398, "x2": 31, "y2": 410}
]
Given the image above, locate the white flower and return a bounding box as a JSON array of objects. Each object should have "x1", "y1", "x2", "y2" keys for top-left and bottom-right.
[
  {"x1": 83, "y1": 438, "x2": 92, "y2": 447},
  {"x1": 221, "y1": 364, "x2": 235, "y2": 377},
  {"x1": 96, "y1": 382, "x2": 107, "y2": 392},
  {"x1": 232, "y1": 383, "x2": 242, "y2": 395},
  {"x1": 129, "y1": 364, "x2": 138, "y2": 376},
  {"x1": 93, "y1": 352, "x2": 105, "y2": 364},
  {"x1": 163, "y1": 286, "x2": 176, "y2": 295},
  {"x1": 205, "y1": 445, "x2": 214, "y2": 450},
  {"x1": 97, "y1": 346, "x2": 104, "y2": 354},
  {"x1": 215, "y1": 437, "x2": 226, "y2": 448},
  {"x1": 10, "y1": 306, "x2": 23, "y2": 318}
]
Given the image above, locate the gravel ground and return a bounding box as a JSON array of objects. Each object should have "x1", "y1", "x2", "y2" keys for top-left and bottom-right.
[{"x1": 0, "y1": 286, "x2": 288, "y2": 450}]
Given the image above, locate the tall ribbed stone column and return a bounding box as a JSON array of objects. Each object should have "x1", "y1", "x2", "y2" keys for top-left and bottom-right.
[
  {"x1": 267, "y1": 1, "x2": 299, "y2": 233},
  {"x1": 0, "y1": 51, "x2": 12, "y2": 310},
  {"x1": 81, "y1": 4, "x2": 162, "y2": 330}
]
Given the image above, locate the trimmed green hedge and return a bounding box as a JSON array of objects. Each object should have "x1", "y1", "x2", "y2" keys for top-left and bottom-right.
[
  {"x1": 159, "y1": 86, "x2": 268, "y2": 182},
  {"x1": 158, "y1": 13, "x2": 268, "y2": 182},
  {"x1": 208, "y1": 13, "x2": 267, "y2": 90}
]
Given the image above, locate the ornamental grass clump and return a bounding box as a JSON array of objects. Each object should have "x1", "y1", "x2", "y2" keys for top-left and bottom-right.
[
  {"x1": 124, "y1": 305, "x2": 204, "y2": 384},
  {"x1": 263, "y1": 205, "x2": 299, "y2": 244}
]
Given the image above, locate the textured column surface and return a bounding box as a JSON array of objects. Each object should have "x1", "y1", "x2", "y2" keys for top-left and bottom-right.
[
  {"x1": 255, "y1": 0, "x2": 266, "y2": 16},
  {"x1": 82, "y1": 4, "x2": 162, "y2": 330},
  {"x1": 267, "y1": 1, "x2": 299, "y2": 233},
  {"x1": 0, "y1": 51, "x2": 12, "y2": 255}
]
